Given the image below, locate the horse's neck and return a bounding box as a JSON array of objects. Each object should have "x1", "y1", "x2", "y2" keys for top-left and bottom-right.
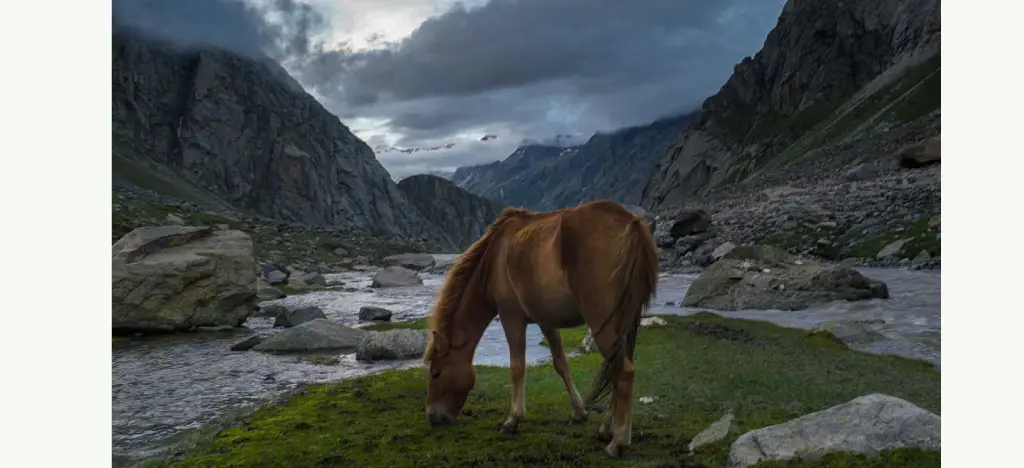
[{"x1": 452, "y1": 293, "x2": 497, "y2": 355}]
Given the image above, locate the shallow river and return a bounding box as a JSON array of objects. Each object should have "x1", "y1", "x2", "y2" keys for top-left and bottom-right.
[{"x1": 111, "y1": 260, "x2": 939, "y2": 465}]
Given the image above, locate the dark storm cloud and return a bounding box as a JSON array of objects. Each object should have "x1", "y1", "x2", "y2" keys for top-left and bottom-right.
[{"x1": 110, "y1": 0, "x2": 789, "y2": 176}]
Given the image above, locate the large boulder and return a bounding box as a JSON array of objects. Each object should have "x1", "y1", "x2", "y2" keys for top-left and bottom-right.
[
  {"x1": 895, "y1": 136, "x2": 941, "y2": 169},
  {"x1": 668, "y1": 208, "x2": 712, "y2": 237},
  {"x1": 682, "y1": 245, "x2": 889, "y2": 311},
  {"x1": 370, "y1": 266, "x2": 423, "y2": 288},
  {"x1": 358, "y1": 306, "x2": 393, "y2": 321},
  {"x1": 726, "y1": 394, "x2": 940, "y2": 467},
  {"x1": 112, "y1": 226, "x2": 258, "y2": 333},
  {"x1": 382, "y1": 253, "x2": 436, "y2": 271},
  {"x1": 356, "y1": 329, "x2": 428, "y2": 361},
  {"x1": 253, "y1": 319, "x2": 366, "y2": 353}
]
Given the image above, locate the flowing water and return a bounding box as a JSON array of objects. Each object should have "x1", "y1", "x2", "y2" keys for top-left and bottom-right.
[{"x1": 112, "y1": 259, "x2": 939, "y2": 465}]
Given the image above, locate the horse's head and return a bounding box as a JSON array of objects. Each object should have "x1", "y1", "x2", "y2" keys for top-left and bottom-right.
[{"x1": 425, "y1": 330, "x2": 475, "y2": 426}]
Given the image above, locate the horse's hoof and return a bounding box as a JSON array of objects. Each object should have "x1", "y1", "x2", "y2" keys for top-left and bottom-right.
[
  {"x1": 604, "y1": 442, "x2": 626, "y2": 458},
  {"x1": 569, "y1": 412, "x2": 588, "y2": 425},
  {"x1": 597, "y1": 428, "x2": 613, "y2": 443},
  {"x1": 499, "y1": 423, "x2": 518, "y2": 437}
]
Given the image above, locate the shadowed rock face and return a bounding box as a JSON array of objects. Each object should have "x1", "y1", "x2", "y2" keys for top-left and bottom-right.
[
  {"x1": 111, "y1": 29, "x2": 454, "y2": 249},
  {"x1": 641, "y1": 0, "x2": 941, "y2": 210},
  {"x1": 396, "y1": 174, "x2": 506, "y2": 250}
]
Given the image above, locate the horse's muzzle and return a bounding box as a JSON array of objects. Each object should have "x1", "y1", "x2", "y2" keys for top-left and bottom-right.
[{"x1": 427, "y1": 406, "x2": 456, "y2": 426}]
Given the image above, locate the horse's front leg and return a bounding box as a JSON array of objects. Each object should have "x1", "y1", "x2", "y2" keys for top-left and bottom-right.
[
  {"x1": 539, "y1": 325, "x2": 587, "y2": 423},
  {"x1": 499, "y1": 314, "x2": 528, "y2": 435}
]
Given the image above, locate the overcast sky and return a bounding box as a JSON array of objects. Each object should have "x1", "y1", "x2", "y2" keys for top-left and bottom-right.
[{"x1": 113, "y1": 0, "x2": 787, "y2": 179}]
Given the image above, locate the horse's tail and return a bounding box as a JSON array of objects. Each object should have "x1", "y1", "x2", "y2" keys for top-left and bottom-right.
[{"x1": 584, "y1": 215, "x2": 659, "y2": 405}]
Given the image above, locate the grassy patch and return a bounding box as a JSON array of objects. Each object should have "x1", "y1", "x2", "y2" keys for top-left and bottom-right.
[
  {"x1": 362, "y1": 318, "x2": 429, "y2": 332},
  {"x1": 539, "y1": 325, "x2": 589, "y2": 351},
  {"x1": 112, "y1": 197, "x2": 239, "y2": 243},
  {"x1": 841, "y1": 218, "x2": 941, "y2": 260},
  {"x1": 155, "y1": 313, "x2": 939, "y2": 468}
]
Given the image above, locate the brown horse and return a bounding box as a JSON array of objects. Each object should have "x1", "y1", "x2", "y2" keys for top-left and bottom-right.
[{"x1": 423, "y1": 199, "x2": 659, "y2": 458}]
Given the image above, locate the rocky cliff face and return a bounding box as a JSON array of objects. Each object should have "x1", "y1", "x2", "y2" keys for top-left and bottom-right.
[
  {"x1": 641, "y1": 0, "x2": 941, "y2": 210},
  {"x1": 112, "y1": 28, "x2": 454, "y2": 249},
  {"x1": 452, "y1": 113, "x2": 693, "y2": 211},
  {"x1": 396, "y1": 175, "x2": 505, "y2": 250}
]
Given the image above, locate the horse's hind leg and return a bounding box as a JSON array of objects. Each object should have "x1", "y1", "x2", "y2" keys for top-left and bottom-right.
[
  {"x1": 605, "y1": 356, "x2": 636, "y2": 458},
  {"x1": 499, "y1": 313, "x2": 528, "y2": 435},
  {"x1": 539, "y1": 325, "x2": 587, "y2": 423}
]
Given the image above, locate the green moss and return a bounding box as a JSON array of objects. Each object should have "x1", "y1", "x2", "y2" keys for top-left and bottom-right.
[
  {"x1": 362, "y1": 318, "x2": 429, "y2": 332},
  {"x1": 842, "y1": 218, "x2": 940, "y2": 260},
  {"x1": 298, "y1": 355, "x2": 341, "y2": 366},
  {"x1": 156, "y1": 313, "x2": 939, "y2": 468},
  {"x1": 539, "y1": 325, "x2": 589, "y2": 351}
]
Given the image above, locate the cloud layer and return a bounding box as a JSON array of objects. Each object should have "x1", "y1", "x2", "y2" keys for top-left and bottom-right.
[{"x1": 113, "y1": 0, "x2": 788, "y2": 178}]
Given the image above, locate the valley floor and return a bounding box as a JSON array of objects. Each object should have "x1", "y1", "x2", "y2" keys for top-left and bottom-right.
[{"x1": 150, "y1": 314, "x2": 940, "y2": 468}]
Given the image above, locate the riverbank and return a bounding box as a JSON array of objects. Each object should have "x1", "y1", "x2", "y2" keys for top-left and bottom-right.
[{"x1": 149, "y1": 313, "x2": 939, "y2": 467}]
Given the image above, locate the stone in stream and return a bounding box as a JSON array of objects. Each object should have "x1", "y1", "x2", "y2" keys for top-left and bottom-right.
[
  {"x1": 726, "y1": 394, "x2": 940, "y2": 467},
  {"x1": 682, "y1": 244, "x2": 889, "y2": 311},
  {"x1": 252, "y1": 302, "x2": 287, "y2": 318},
  {"x1": 230, "y1": 334, "x2": 262, "y2": 351},
  {"x1": 358, "y1": 306, "x2": 393, "y2": 321},
  {"x1": 356, "y1": 329, "x2": 428, "y2": 361},
  {"x1": 112, "y1": 226, "x2": 258, "y2": 333},
  {"x1": 257, "y1": 287, "x2": 286, "y2": 301},
  {"x1": 273, "y1": 306, "x2": 327, "y2": 328},
  {"x1": 371, "y1": 266, "x2": 423, "y2": 288},
  {"x1": 298, "y1": 272, "x2": 327, "y2": 286},
  {"x1": 382, "y1": 253, "x2": 436, "y2": 271},
  {"x1": 253, "y1": 319, "x2": 366, "y2": 353}
]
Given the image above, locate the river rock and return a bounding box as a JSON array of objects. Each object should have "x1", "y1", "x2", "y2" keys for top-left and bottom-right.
[
  {"x1": 726, "y1": 394, "x2": 940, "y2": 468},
  {"x1": 253, "y1": 319, "x2": 366, "y2": 353},
  {"x1": 112, "y1": 226, "x2": 258, "y2": 333},
  {"x1": 875, "y1": 239, "x2": 910, "y2": 260},
  {"x1": 257, "y1": 287, "x2": 286, "y2": 300},
  {"x1": 689, "y1": 413, "x2": 736, "y2": 454},
  {"x1": 382, "y1": 253, "x2": 436, "y2": 271},
  {"x1": 298, "y1": 272, "x2": 327, "y2": 286},
  {"x1": 682, "y1": 245, "x2": 889, "y2": 311},
  {"x1": 371, "y1": 266, "x2": 423, "y2": 288},
  {"x1": 710, "y1": 242, "x2": 737, "y2": 262},
  {"x1": 358, "y1": 306, "x2": 393, "y2": 321},
  {"x1": 253, "y1": 302, "x2": 287, "y2": 318},
  {"x1": 273, "y1": 306, "x2": 327, "y2": 328},
  {"x1": 356, "y1": 329, "x2": 428, "y2": 361},
  {"x1": 230, "y1": 334, "x2": 263, "y2": 351},
  {"x1": 265, "y1": 270, "x2": 288, "y2": 285}
]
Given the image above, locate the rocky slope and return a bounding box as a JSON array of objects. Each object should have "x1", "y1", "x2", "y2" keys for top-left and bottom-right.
[
  {"x1": 452, "y1": 113, "x2": 694, "y2": 211},
  {"x1": 396, "y1": 175, "x2": 505, "y2": 250},
  {"x1": 112, "y1": 28, "x2": 454, "y2": 249},
  {"x1": 639, "y1": 0, "x2": 941, "y2": 269}
]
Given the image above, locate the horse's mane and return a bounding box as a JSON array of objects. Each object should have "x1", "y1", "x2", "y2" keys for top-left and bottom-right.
[{"x1": 424, "y1": 207, "x2": 531, "y2": 362}]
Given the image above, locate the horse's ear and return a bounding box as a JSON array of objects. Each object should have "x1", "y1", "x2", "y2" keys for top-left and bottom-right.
[{"x1": 431, "y1": 331, "x2": 449, "y2": 354}]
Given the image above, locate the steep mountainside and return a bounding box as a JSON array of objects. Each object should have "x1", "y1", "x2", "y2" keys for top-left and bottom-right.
[
  {"x1": 642, "y1": 0, "x2": 940, "y2": 209},
  {"x1": 396, "y1": 175, "x2": 506, "y2": 250},
  {"x1": 112, "y1": 28, "x2": 455, "y2": 249},
  {"x1": 452, "y1": 113, "x2": 694, "y2": 211}
]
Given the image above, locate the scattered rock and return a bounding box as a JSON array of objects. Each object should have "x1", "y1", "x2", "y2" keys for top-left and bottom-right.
[
  {"x1": 358, "y1": 306, "x2": 393, "y2": 321},
  {"x1": 689, "y1": 413, "x2": 736, "y2": 454},
  {"x1": 356, "y1": 329, "x2": 428, "y2": 361},
  {"x1": 112, "y1": 226, "x2": 258, "y2": 333},
  {"x1": 265, "y1": 270, "x2": 288, "y2": 285},
  {"x1": 842, "y1": 163, "x2": 878, "y2": 182},
  {"x1": 273, "y1": 306, "x2": 327, "y2": 328},
  {"x1": 710, "y1": 242, "x2": 737, "y2": 262},
  {"x1": 382, "y1": 253, "x2": 436, "y2": 271},
  {"x1": 876, "y1": 239, "x2": 910, "y2": 260},
  {"x1": 912, "y1": 250, "x2": 932, "y2": 263},
  {"x1": 638, "y1": 396, "x2": 657, "y2": 404},
  {"x1": 668, "y1": 209, "x2": 712, "y2": 238},
  {"x1": 682, "y1": 245, "x2": 889, "y2": 311},
  {"x1": 371, "y1": 266, "x2": 423, "y2": 288},
  {"x1": 230, "y1": 334, "x2": 263, "y2": 351},
  {"x1": 640, "y1": 316, "x2": 668, "y2": 327},
  {"x1": 895, "y1": 136, "x2": 941, "y2": 169},
  {"x1": 253, "y1": 319, "x2": 366, "y2": 353},
  {"x1": 165, "y1": 213, "x2": 186, "y2": 225},
  {"x1": 726, "y1": 394, "x2": 940, "y2": 467}
]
